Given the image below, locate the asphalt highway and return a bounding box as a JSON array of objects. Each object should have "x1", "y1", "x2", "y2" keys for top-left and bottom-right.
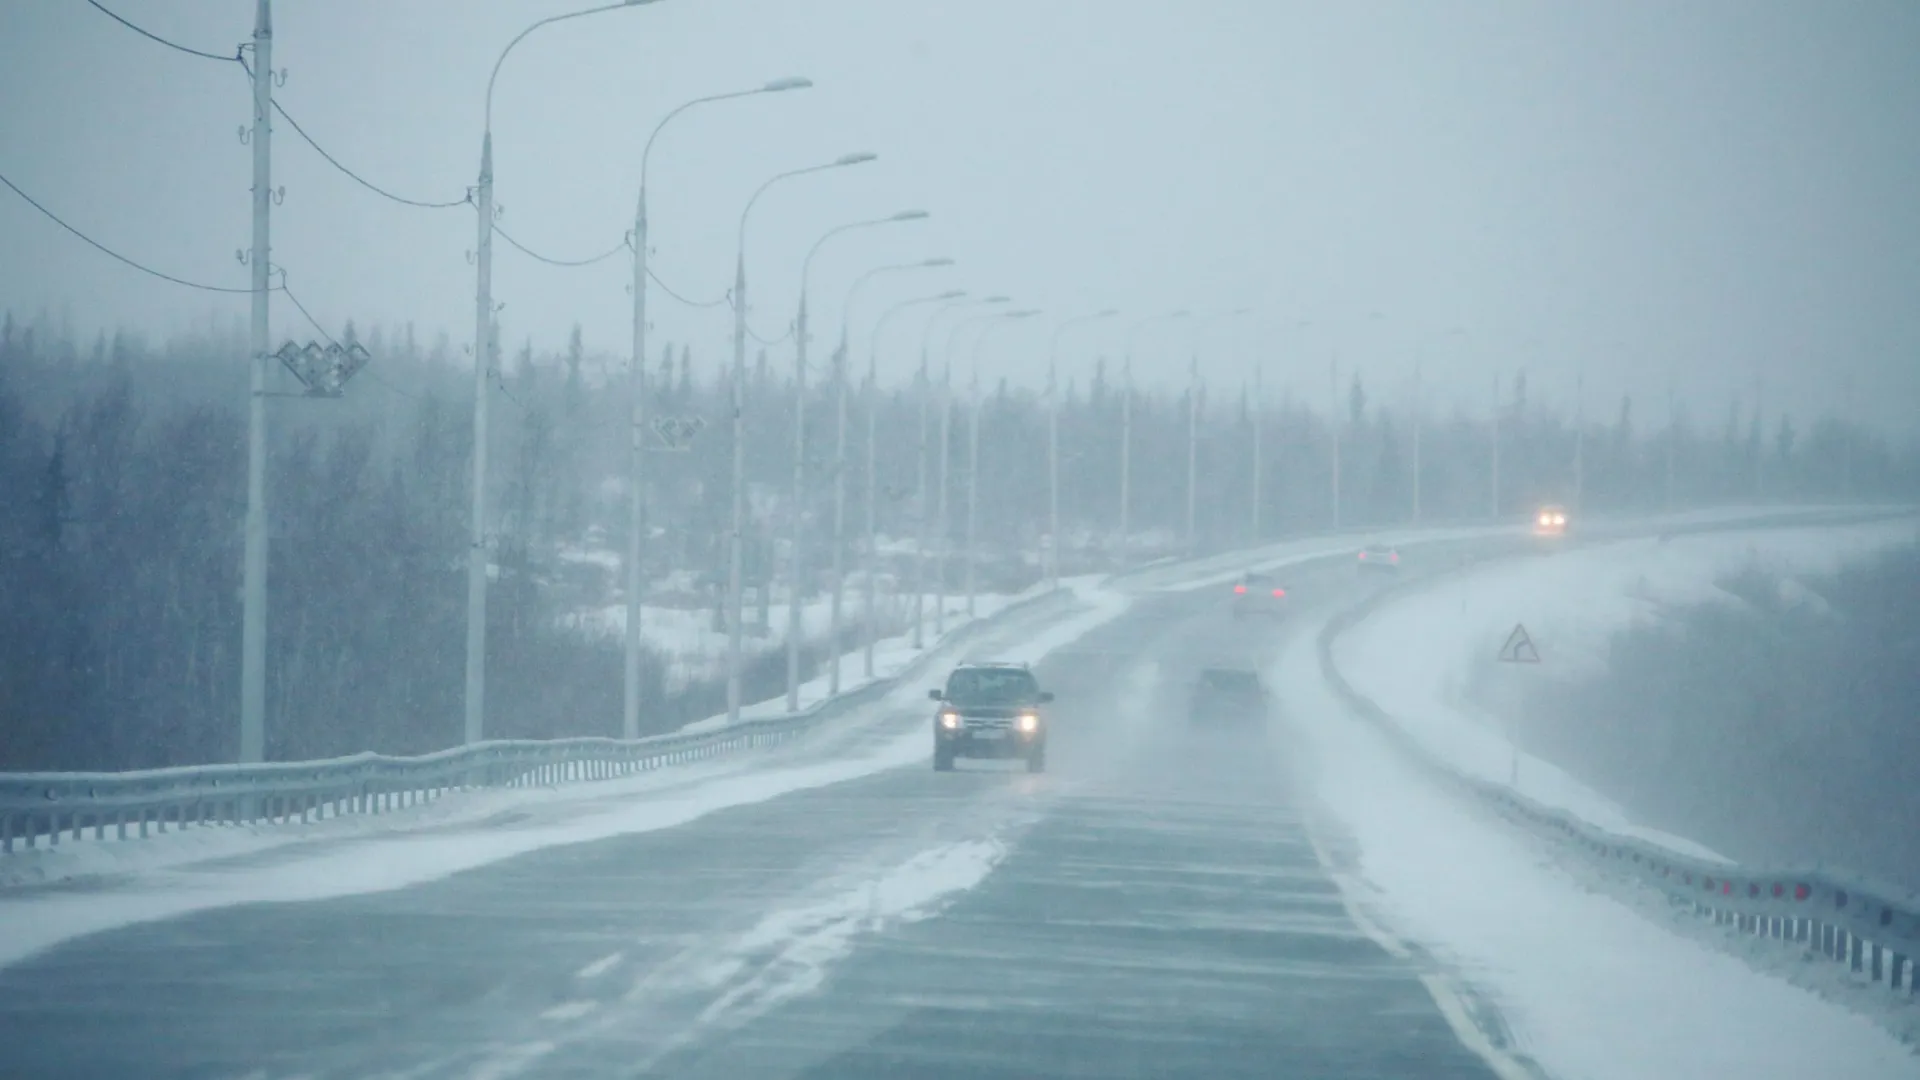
[{"x1": 0, "y1": 553, "x2": 1507, "y2": 1080}]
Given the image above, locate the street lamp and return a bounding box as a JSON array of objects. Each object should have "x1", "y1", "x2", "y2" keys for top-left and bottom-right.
[
  {"x1": 935, "y1": 307, "x2": 1018, "y2": 635},
  {"x1": 1118, "y1": 309, "x2": 1191, "y2": 565},
  {"x1": 784, "y1": 210, "x2": 931, "y2": 711},
  {"x1": 466, "y1": 0, "x2": 662, "y2": 747},
  {"x1": 822, "y1": 257, "x2": 954, "y2": 694},
  {"x1": 623, "y1": 75, "x2": 811, "y2": 741},
  {"x1": 1046, "y1": 309, "x2": 1118, "y2": 588},
  {"x1": 965, "y1": 309, "x2": 1040, "y2": 616},
  {"x1": 1185, "y1": 307, "x2": 1252, "y2": 551},
  {"x1": 861, "y1": 288, "x2": 965, "y2": 674},
  {"x1": 914, "y1": 296, "x2": 1010, "y2": 646},
  {"x1": 724, "y1": 151, "x2": 876, "y2": 726}
]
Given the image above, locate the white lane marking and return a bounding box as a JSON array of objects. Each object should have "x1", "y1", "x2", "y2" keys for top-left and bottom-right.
[
  {"x1": 574, "y1": 952, "x2": 623, "y2": 980},
  {"x1": 1305, "y1": 833, "x2": 1541, "y2": 1080}
]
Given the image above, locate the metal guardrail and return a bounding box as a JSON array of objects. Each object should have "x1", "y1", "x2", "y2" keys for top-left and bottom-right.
[
  {"x1": 0, "y1": 587, "x2": 1074, "y2": 857},
  {"x1": 1317, "y1": 510, "x2": 1920, "y2": 998}
]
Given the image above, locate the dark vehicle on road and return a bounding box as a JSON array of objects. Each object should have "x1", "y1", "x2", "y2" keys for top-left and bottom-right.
[
  {"x1": 1188, "y1": 668, "x2": 1270, "y2": 724},
  {"x1": 930, "y1": 662, "x2": 1053, "y2": 773},
  {"x1": 1231, "y1": 572, "x2": 1288, "y2": 619},
  {"x1": 1357, "y1": 543, "x2": 1401, "y2": 573}
]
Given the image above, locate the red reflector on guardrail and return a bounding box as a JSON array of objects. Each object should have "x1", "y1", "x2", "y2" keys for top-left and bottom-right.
[{"x1": 1795, "y1": 884, "x2": 1810, "y2": 901}]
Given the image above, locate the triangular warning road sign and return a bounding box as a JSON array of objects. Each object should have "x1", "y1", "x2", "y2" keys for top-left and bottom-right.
[{"x1": 1498, "y1": 623, "x2": 1541, "y2": 663}]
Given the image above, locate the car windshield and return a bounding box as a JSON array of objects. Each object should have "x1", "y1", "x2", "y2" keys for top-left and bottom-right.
[{"x1": 945, "y1": 667, "x2": 1040, "y2": 704}]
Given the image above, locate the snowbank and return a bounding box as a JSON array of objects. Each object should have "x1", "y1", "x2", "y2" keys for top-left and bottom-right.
[
  {"x1": 1275, "y1": 616, "x2": 1920, "y2": 1079},
  {"x1": 1330, "y1": 518, "x2": 1917, "y2": 856}
]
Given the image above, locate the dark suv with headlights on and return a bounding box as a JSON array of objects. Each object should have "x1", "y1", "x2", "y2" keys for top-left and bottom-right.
[{"x1": 929, "y1": 662, "x2": 1053, "y2": 773}]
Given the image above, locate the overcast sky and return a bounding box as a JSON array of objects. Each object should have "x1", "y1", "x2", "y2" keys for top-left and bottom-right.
[{"x1": 2, "y1": 0, "x2": 1917, "y2": 432}]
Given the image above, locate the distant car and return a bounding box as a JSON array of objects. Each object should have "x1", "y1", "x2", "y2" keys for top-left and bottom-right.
[
  {"x1": 1357, "y1": 543, "x2": 1401, "y2": 573},
  {"x1": 1232, "y1": 572, "x2": 1288, "y2": 619},
  {"x1": 1188, "y1": 668, "x2": 1269, "y2": 724},
  {"x1": 929, "y1": 661, "x2": 1052, "y2": 773},
  {"x1": 1534, "y1": 504, "x2": 1569, "y2": 538}
]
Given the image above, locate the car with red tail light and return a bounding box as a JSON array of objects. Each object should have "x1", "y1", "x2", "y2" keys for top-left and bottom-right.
[{"x1": 1231, "y1": 572, "x2": 1288, "y2": 619}]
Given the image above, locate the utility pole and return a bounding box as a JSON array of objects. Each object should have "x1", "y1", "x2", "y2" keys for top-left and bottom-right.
[
  {"x1": 862, "y1": 358, "x2": 880, "y2": 675},
  {"x1": 828, "y1": 343, "x2": 849, "y2": 694},
  {"x1": 240, "y1": 0, "x2": 273, "y2": 763},
  {"x1": 1490, "y1": 370, "x2": 1502, "y2": 520},
  {"x1": 624, "y1": 177, "x2": 650, "y2": 741},
  {"x1": 1665, "y1": 381, "x2": 1677, "y2": 513},
  {"x1": 1330, "y1": 355, "x2": 1342, "y2": 530},
  {"x1": 935, "y1": 364, "x2": 952, "y2": 636},
  {"x1": 1251, "y1": 364, "x2": 1263, "y2": 542},
  {"x1": 967, "y1": 365, "x2": 983, "y2": 614},
  {"x1": 912, "y1": 353, "x2": 930, "y2": 649},
  {"x1": 1119, "y1": 358, "x2": 1133, "y2": 564},
  {"x1": 466, "y1": 149, "x2": 496, "y2": 744},
  {"x1": 1411, "y1": 361, "x2": 1423, "y2": 524},
  {"x1": 1573, "y1": 371, "x2": 1585, "y2": 511},
  {"x1": 725, "y1": 251, "x2": 748, "y2": 723},
  {"x1": 1185, "y1": 355, "x2": 1199, "y2": 551},
  {"x1": 1046, "y1": 360, "x2": 1060, "y2": 589},
  {"x1": 1842, "y1": 372, "x2": 1855, "y2": 500},
  {"x1": 786, "y1": 296, "x2": 808, "y2": 714}
]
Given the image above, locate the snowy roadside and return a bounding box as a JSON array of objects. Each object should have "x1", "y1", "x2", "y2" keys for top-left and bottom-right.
[
  {"x1": 1328, "y1": 516, "x2": 1918, "y2": 857},
  {"x1": 0, "y1": 582, "x2": 1135, "y2": 969},
  {"x1": 1272, "y1": 608, "x2": 1920, "y2": 1079}
]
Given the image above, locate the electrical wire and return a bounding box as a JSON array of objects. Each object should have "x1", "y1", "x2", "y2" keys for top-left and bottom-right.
[
  {"x1": 235, "y1": 57, "x2": 470, "y2": 211},
  {"x1": 746, "y1": 321, "x2": 795, "y2": 347},
  {"x1": 84, "y1": 0, "x2": 240, "y2": 63},
  {"x1": 495, "y1": 224, "x2": 628, "y2": 268},
  {"x1": 282, "y1": 271, "x2": 431, "y2": 401},
  {"x1": 0, "y1": 168, "x2": 261, "y2": 293},
  {"x1": 649, "y1": 269, "x2": 728, "y2": 308},
  {"x1": 277, "y1": 273, "x2": 336, "y2": 346}
]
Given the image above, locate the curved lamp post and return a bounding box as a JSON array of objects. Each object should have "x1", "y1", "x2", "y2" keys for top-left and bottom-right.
[
  {"x1": 783, "y1": 210, "x2": 930, "y2": 711},
  {"x1": 623, "y1": 76, "x2": 810, "y2": 740},
  {"x1": 858, "y1": 288, "x2": 965, "y2": 673},
  {"x1": 912, "y1": 296, "x2": 1009, "y2": 646},
  {"x1": 963, "y1": 309, "x2": 1040, "y2": 616},
  {"x1": 1045, "y1": 309, "x2": 1118, "y2": 588},
  {"x1": 817, "y1": 258, "x2": 953, "y2": 694},
  {"x1": 466, "y1": 0, "x2": 662, "y2": 746},
  {"x1": 1116, "y1": 309, "x2": 1191, "y2": 565},
  {"x1": 723, "y1": 151, "x2": 876, "y2": 725}
]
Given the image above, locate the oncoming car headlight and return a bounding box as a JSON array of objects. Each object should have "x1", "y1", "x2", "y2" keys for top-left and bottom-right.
[
  {"x1": 940, "y1": 712, "x2": 960, "y2": 730},
  {"x1": 1016, "y1": 712, "x2": 1039, "y2": 733}
]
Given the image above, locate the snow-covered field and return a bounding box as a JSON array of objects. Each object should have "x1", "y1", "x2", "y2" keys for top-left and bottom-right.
[
  {"x1": 1331, "y1": 516, "x2": 1918, "y2": 853},
  {"x1": 1286, "y1": 515, "x2": 1920, "y2": 1078}
]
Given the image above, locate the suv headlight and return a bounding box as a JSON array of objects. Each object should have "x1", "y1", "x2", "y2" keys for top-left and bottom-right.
[
  {"x1": 1016, "y1": 712, "x2": 1039, "y2": 733},
  {"x1": 940, "y1": 712, "x2": 960, "y2": 730}
]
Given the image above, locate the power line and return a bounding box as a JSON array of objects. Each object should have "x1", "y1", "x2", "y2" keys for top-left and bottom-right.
[
  {"x1": 495, "y1": 224, "x2": 628, "y2": 268},
  {"x1": 0, "y1": 168, "x2": 260, "y2": 293},
  {"x1": 84, "y1": 0, "x2": 240, "y2": 63},
  {"x1": 237, "y1": 57, "x2": 470, "y2": 211},
  {"x1": 650, "y1": 269, "x2": 728, "y2": 308},
  {"x1": 282, "y1": 271, "x2": 432, "y2": 402}
]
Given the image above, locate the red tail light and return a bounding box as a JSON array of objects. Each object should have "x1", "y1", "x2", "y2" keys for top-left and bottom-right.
[
  {"x1": 1233, "y1": 584, "x2": 1246, "y2": 594},
  {"x1": 1272, "y1": 588, "x2": 1286, "y2": 598},
  {"x1": 1390, "y1": 553, "x2": 1399, "y2": 563}
]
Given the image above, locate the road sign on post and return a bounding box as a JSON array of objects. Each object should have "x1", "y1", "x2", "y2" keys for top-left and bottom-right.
[
  {"x1": 273, "y1": 340, "x2": 371, "y2": 398},
  {"x1": 1498, "y1": 623, "x2": 1540, "y2": 663},
  {"x1": 651, "y1": 414, "x2": 706, "y2": 452}
]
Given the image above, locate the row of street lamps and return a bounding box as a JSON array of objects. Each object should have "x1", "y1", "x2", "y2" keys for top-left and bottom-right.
[{"x1": 454, "y1": 0, "x2": 1266, "y2": 744}]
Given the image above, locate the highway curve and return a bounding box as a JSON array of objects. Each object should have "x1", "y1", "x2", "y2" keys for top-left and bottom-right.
[{"x1": 0, "y1": 553, "x2": 1515, "y2": 1079}]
